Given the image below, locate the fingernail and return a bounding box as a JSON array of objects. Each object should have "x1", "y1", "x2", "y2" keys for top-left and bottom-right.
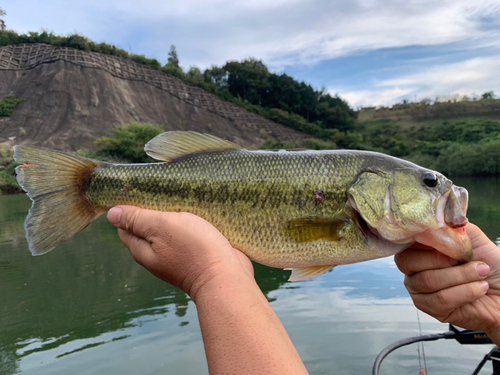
[
  {"x1": 477, "y1": 263, "x2": 490, "y2": 277},
  {"x1": 480, "y1": 280, "x2": 489, "y2": 292},
  {"x1": 107, "y1": 207, "x2": 122, "y2": 227}
]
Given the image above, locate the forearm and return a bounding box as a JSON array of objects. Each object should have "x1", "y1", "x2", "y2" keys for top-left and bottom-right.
[{"x1": 193, "y1": 271, "x2": 309, "y2": 375}]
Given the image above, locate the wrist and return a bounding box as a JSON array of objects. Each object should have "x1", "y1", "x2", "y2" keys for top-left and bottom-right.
[
  {"x1": 485, "y1": 326, "x2": 500, "y2": 346},
  {"x1": 188, "y1": 265, "x2": 259, "y2": 305}
]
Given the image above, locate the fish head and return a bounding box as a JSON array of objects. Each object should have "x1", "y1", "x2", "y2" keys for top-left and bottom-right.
[{"x1": 347, "y1": 166, "x2": 472, "y2": 262}]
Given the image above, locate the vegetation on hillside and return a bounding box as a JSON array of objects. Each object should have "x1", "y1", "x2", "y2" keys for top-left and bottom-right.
[
  {"x1": 0, "y1": 145, "x2": 21, "y2": 194},
  {"x1": 360, "y1": 93, "x2": 500, "y2": 123},
  {"x1": 88, "y1": 120, "x2": 500, "y2": 177},
  {"x1": 406, "y1": 118, "x2": 500, "y2": 176},
  {"x1": 90, "y1": 122, "x2": 163, "y2": 163},
  {"x1": 0, "y1": 95, "x2": 23, "y2": 117},
  {"x1": 262, "y1": 116, "x2": 500, "y2": 176},
  {"x1": 0, "y1": 27, "x2": 356, "y2": 142}
]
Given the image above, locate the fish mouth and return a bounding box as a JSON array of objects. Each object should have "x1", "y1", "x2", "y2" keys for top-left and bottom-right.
[
  {"x1": 352, "y1": 208, "x2": 413, "y2": 256},
  {"x1": 348, "y1": 197, "x2": 381, "y2": 241},
  {"x1": 445, "y1": 186, "x2": 469, "y2": 228},
  {"x1": 353, "y1": 209, "x2": 380, "y2": 240},
  {"x1": 415, "y1": 185, "x2": 472, "y2": 262}
]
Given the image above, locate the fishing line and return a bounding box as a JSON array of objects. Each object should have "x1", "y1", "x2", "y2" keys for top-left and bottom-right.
[{"x1": 416, "y1": 309, "x2": 428, "y2": 375}]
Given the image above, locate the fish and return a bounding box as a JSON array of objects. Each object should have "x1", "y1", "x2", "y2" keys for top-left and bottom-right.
[{"x1": 14, "y1": 131, "x2": 472, "y2": 281}]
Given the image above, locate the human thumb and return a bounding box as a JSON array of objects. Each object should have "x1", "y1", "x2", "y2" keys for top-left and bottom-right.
[
  {"x1": 107, "y1": 207, "x2": 123, "y2": 227},
  {"x1": 107, "y1": 205, "x2": 165, "y2": 241}
]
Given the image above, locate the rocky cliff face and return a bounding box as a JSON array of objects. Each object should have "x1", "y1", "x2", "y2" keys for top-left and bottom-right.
[{"x1": 0, "y1": 44, "x2": 303, "y2": 151}]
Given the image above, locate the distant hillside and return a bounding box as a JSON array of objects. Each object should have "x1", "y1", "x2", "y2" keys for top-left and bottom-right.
[
  {"x1": 0, "y1": 30, "x2": 358, "y2": 146},
  {"x1": 358, "y1": 98, "x2": 500, "y2": 128},
  {"x1": 0, "y1": 43, "x2": 304, "y2": 151},
  {"x1": 354, "y1": 100, "x2": 500, "y2": 177}
]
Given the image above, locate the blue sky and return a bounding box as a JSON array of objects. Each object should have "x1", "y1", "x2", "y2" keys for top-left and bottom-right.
[{"x1": 3, "y1": 0, "x2": 500, "y2": 108}]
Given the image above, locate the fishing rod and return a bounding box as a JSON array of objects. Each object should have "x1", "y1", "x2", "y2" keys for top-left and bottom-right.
[{"x1": 372, "y1": 324, "x2": 498, "y2": 375}]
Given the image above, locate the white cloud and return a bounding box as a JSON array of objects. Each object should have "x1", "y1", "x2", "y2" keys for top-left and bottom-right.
[
  {"x1": 339, "y1": 88, "x2": 417, "y2": 108},
  {"x1": 4, "y1": 0, "x2": 500, "y2": 68},
  {"x1": 337, "y1": 54, "x2": 500, "y2": 107},
  {"x1": 3, "y1": 0, "x2": 500, "y2": 106}
]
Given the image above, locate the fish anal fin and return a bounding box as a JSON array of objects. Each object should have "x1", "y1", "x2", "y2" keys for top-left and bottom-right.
[
  {"x1": 286, "y1": 265, "x2": 335, "y2": 282},
  {"x1": 144, "y1": 131, "x2": 242, "y2": 162},
  {"x1": 286, "y1": 216, "x2": 349, "y2": 242}
]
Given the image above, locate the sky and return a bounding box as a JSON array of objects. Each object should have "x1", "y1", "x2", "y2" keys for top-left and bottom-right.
[{"x1": 3, "y1": 0, "x2": 500, "y2": 108}]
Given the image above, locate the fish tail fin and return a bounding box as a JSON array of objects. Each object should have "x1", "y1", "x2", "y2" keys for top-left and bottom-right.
[{"x1": 14, "y1": 146, "x2": 106, "y2": 256}]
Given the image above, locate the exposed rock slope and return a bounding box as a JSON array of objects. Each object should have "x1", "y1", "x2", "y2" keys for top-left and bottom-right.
[{"x1": 0, "y1": 44, "x2": 303, "y2": 151}]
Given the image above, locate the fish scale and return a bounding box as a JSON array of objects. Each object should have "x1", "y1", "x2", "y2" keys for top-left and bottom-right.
[
  {"x1": 88, "y1": 150, "x2": 367, "y2": 268},
  {"x1": 14, "y1": 131, "x2": 472, "y2": 281}
]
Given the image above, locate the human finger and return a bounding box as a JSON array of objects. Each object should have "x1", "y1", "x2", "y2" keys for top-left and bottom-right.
[
  {"x1": 107, "y1": 206, "x2": 166, "y2": 241},
  {"x1": 408, "y1": 243, "x2": 435, "y2": 251},
  {"x1": 411, "y1": 281, "x2": 489, "y2": 320},
  {"x1": 404, "y1": 261, "x2": 490, "y2": 294},
  {"x1": 117, "y1": 228, "x2": 156, "y2": 267},
  {"x1": 395, "y1": 249, "x2": 459, "y2": 275}
]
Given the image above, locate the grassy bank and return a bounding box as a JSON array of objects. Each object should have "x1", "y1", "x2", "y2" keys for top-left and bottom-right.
[{"x1": 0, "y1": 145, "x2": 21, "y2": 194}]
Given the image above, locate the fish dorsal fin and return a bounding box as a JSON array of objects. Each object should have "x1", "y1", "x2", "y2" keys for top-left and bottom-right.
[
  {"x1": 286, "y1": 216, "x2": 350, "y2": 242},
  {"x1": 145, "y1": 131, "x2": 242, "y2": 162},
  {"x1": 285, "y1": 265, "x2": 335, "y2": 282}
]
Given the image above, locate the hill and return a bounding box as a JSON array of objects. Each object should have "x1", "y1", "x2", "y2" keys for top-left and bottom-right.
[
  {"x1": 358, "y1": 98, "x2": 500, "y2": 128},
  {"x1": 0, "y1": 43, "x2": 304, "y2": 151}
]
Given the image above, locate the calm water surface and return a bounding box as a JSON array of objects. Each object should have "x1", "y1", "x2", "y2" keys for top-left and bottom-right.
[{"x1": 1, "y1": 177, "x2": 499, "y2": 375}]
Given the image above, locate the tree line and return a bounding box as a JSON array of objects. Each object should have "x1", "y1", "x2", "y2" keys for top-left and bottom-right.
[{"x1": 0, "y1": 24, "x2": 356, "y2": 142}]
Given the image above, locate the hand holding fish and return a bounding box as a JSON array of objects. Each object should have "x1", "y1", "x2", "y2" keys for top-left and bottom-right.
[
  {"x1": 106, "y1": 205, "x2": 254, "y2": 299},
  {"x1": 107, "y1": 205, "x2": 309, "y2": 375},
  {"x1": 395, "y1": 224, "x2": 500, "y2": 345}
]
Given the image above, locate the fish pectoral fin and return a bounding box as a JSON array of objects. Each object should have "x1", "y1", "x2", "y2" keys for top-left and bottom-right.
[
  {"x1": 286, "y1": 265, "x2": 335, "y2": 282},
  {"x1": 144, "y1": 131, "x2": 242, "y2": 162},
  {"x1": 286, "y1": 216, "x2": 349, "y2": 242}
]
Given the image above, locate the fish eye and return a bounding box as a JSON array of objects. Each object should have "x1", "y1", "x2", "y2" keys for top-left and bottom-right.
[{"x1": 423, "y1": 173, "x2": 438, "y2": 188}]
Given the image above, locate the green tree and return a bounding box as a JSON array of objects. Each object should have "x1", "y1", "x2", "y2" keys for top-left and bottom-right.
[
  {"x1": 481, "y1": 91, "x2": 495, "y2": 100},
  {"x1": 314, "y1": 94, "x2": 357, "y2": 131},
  {"x1": 94, "y1": 122, "x2": 163, "y2": 163},
  {"x1": 0, "y1": 7, "x2": 6, "y2": 31},
  {"x1": 162, "y1": 45, "x2": 183, "y2": 78},
  {"x1": 167, "y1": 45, "x2": 179, "y2": 67},
  {"x1": 185, "y1": 66, "x2": 205, "y2": 85},
  {"x1": 203, "y1": 65, "x2": 228, "y2": 89},
  {"x1": 263, "y1": 74, "x2": 302, "y2": 114},
  {"x1": 222, "y1": 58, "x2": 271, "y2": 105}
]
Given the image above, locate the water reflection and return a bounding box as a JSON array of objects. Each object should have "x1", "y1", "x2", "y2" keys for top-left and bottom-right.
[
  {"x1": 455, "y1": 176, "x2": 500, "y2": 241},
  {"x1": 1, "y1": 176, "x2": 499, "y2": 375},
  {"x1": 0, "y1": 194, "x2": 290, "y2": 374}
]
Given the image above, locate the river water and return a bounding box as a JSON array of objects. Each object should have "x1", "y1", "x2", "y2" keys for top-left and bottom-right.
[{"x1": 0, "y1": 177, "x2": 499, "y2": 375}]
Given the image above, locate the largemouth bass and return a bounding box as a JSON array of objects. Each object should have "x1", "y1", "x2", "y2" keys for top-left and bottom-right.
[{"x1": 14, "y1": 131, "x2": 472, "y2": 281}]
